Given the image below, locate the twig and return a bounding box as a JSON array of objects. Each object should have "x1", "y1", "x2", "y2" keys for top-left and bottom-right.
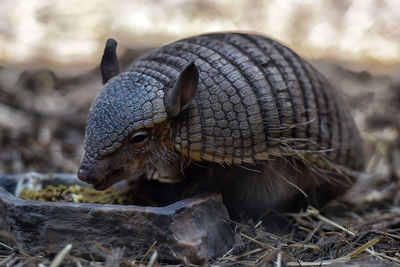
[
  {"x1": 255, "y1": 221, "x2": 263, "y2": 228},
  {"x1": 276, "y1": 252, "x2": 282, "y2": 267},
  {"x1": 236, "y1": 248, "x2": 263, "y2": 259},
  {"x1": 72, "y1": 257, "x2": 83, "y2": 267},
  {"x1": 218, "y1": 246, "x2": 234, "y2": 261},
  {"x1": 287, "y1": 256, "x2": 350, "y2": 266},
  {"x1": 289, "y1": 244, "x2": 321, "y2": 251},
  {"x1": 0, "y1": 253, "x2": 15, "y2": 266},
  {"x1": 306, "y1": 206, "x2": 356, "y2": 236},
  {"x1": 147, "y1": 250, "x2": 158, "y2": 267},
  {"x1": 0, "y1": 230, "x2": 30, "y2": 257},
  {"x1": 49, "y1": 244, "x2": 72, "y2": 267},
  {"x1": 241, "y1": 233, "x2": 276, "y2": 250},
  {"x1": 95, "y1": 242, "x2": 137, "y2": 267},
  {"x1": 0, "y1": 241, "x2": 14, "y2": 251},
  {"x1": 305, "y1": 206, "x2": 400, "y2": 264},
  {"x1": 347, "y1": 238, "x2": 379, "y2": 258},
  {"x1": 141, "y1": 241, "x2": 157, "y2": 262},
  {"x1": 256, "y1": 248, "x2": 281, "y2": 266}
]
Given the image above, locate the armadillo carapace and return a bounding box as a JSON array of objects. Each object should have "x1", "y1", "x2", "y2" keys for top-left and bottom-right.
[{"x1": 78, "y1": 33, "x2": 364, "y2": 219}]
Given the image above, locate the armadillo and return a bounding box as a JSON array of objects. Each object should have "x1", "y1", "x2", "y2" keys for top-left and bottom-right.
[{"x1": 78, "y1": 33, "x2": 364, "y2": 220}]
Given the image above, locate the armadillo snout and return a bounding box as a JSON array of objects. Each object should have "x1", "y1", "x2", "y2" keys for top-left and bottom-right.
[
  {"x1": 77, "y1": 154, "x2": 107, "y2": 188},
  {"x1": 77, "y1": 158, "x2": 97, "y2": 184},
  {"x1": 77, "y1": 153, "x2": 136, "y2": 191},
  {"x1": 77, "y1": 167, "x2": 91, "y2": 183},
  {"x1": 77, "y1": 162, "x2": 120, "y2": 191}
]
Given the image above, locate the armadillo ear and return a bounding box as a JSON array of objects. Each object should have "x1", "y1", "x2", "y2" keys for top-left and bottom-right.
[
  {"x1": 166, "y1": 62, "x2": 199, "y2": 117},
  {"x1": 101, "y1": 39, "x2": 120, "y2": 84}
]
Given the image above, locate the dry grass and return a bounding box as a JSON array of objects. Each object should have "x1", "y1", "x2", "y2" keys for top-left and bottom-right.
[{"x1": 1, "y1": 166, "x2": 400, "y2": 266}]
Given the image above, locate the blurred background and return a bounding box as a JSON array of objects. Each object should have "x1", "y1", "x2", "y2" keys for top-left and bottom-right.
[{"x1": 0, "y1": 0, "x2": 399, "y2": 180}]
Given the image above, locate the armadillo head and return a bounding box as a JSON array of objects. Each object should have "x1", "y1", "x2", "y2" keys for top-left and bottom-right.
[{"x1": 77, "y1": 39, "x2": 198, "y2": 190}]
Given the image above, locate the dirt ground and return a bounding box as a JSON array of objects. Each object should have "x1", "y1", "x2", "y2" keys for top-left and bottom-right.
[{"x1": 0, "y1": 44, "x2": 400, "y2": 266}]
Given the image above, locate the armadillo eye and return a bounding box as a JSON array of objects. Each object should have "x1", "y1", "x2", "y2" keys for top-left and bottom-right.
[{"x1": 130, "y1": 131, "x2": 149, "y2": 145}]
